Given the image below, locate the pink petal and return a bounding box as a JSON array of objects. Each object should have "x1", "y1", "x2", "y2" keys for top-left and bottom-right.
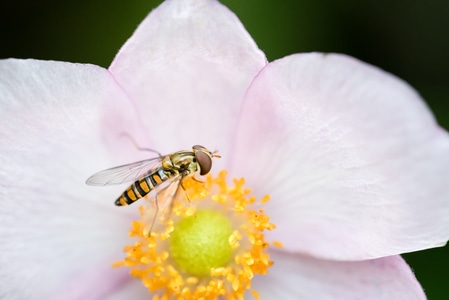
[
  {"x1": 0, "y1": 59, "x2": 144, "y2": 299},
  {"x1": 105, "y1": 280, "x2": 149, "y2": 300},
  {"x1": 109, "y1": 0, "x2": 266, "y2": 163},
  {"x1": 230, "y1": 53, "x2": 449, "y2": 260},
  {"x1": 252, "y1": 250, "x2": 425, "y2": 299}
]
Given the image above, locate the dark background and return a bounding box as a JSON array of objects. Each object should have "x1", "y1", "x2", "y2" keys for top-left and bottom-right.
[{"x1": 1, "y1": 0, "x2": 448, "y2": 298}]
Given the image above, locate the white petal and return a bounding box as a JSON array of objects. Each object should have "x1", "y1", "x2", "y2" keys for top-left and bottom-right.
[
  {"x1": 231, "y1": 53, "x2": 449, "y2": 260},
  {"x1": 0, "y1": 59, "x2": 145, "y2": 299},
  {"x1": 109, "y1": 0, "x2": 266, "y2": 164},
  {"x1": 252, "y1": 250, "x2": 425, "y2": 300}
]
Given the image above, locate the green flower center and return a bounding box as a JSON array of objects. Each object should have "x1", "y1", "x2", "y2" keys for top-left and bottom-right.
[{"x1": 169, "y1": 209, "x2": 233, "y2": 277}]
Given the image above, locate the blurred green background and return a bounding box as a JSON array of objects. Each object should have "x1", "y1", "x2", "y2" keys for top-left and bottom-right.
[{"x1": 1, "y1": 0, "x2": 448, "y2": 298}]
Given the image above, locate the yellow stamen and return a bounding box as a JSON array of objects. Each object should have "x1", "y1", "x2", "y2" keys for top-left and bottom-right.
[
  {"x1": 273, "y1": 241, "x2": 284, "y2": 249},
  {"x1": 114, "y1": 170, "x2": 275, "y2": 299},
  {"x1": 251, "y1": 289, "x2": 261, "y2": 300}
]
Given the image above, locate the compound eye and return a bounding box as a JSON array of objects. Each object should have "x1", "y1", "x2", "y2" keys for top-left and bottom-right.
[
  {"x1": 193, "y1": 145, "x2": 205, "y2": 151},
  {"x1": 196, "y1": 150, "x2": 212, "y2": 175}
]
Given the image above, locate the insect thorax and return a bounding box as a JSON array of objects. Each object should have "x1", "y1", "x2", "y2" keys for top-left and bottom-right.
[{"x1": 167, "y1": 151, "x2": 198, "y2": 176}]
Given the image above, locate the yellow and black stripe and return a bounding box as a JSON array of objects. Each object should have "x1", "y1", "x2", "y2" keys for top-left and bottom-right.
[{"x1": 115, "y1": 169, "x2": 171, "y2": 206}]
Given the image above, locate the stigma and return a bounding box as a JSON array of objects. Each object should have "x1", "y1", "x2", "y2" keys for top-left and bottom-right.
[{"x1": 113, "y1": 170, "x2": 275, "y2": 299}]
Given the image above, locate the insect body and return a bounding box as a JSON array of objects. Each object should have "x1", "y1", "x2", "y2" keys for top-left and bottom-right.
[
  {"x1": 117, "y1": 167, "x2": 172, "y2": 206},
  {"x1": 86, "y1": 145, "x2": 220, "y2": 235}
]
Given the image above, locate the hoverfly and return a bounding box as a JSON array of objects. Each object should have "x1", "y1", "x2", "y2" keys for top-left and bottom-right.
[{"x1": 86, "y1": 145, "x2": 220, "y2": 235}]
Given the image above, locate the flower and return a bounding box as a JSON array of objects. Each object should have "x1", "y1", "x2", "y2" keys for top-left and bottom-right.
[{"x1": 1, "y1": 0, "x2": 449, "y2": 299}]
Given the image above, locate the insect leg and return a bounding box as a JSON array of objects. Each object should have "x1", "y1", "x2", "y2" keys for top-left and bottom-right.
[
  {"x1": 119, "y1": 132, "x2": 162, "y2": 157},
  {"x1": 178, "y1": 173, "x2": 198, "y2": 219},
  {"x1": 191, "y1": 175, "x2": 205, "y2": 183},
  {"x1": 179, "y1": 172, "x2": 192, "y2": 202},
  {"x1": 143, "y1": 193, "x2": 159, "y2": 237},
  {"x1": 142, "y1": 177, "x2": 182, "y2": 236},
  {"x1": 156, "y1": 175, "x2": 191, "y2": 228}
]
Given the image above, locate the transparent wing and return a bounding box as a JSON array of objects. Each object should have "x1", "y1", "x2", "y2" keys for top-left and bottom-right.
[
  {"x1": 140, "y1": 175, "x2": 183, "y2": 236},
  {"x1": 86, "y1": 157, "x2": 163, "y2": 186}
]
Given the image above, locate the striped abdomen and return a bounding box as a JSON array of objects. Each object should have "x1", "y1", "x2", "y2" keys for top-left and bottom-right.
[{"x1": 115, "y1": 168, "x2": 171, "y2": 206}]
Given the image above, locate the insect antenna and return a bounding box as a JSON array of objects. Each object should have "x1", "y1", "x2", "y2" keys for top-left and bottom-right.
[
  {"x1": 120, "y1": 132, "x2": 162, "y2": 157},
  {"x1": 212, "y1": 150, "x2": 221, "y2": 159}
]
